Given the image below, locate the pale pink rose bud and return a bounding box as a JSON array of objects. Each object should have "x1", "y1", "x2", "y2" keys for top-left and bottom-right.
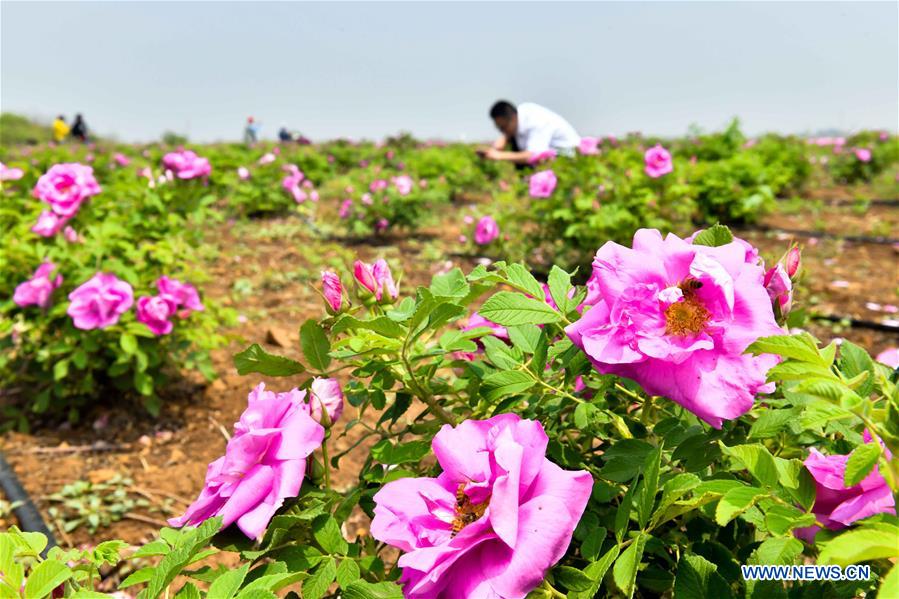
[{"x1": 785, "y1": 246, "x2": 801, "y2": 277}]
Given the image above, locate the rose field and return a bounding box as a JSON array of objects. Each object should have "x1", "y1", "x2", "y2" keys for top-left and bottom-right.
[{"x1": 1, "y1": 126, "x2": 898, "y2": 599}]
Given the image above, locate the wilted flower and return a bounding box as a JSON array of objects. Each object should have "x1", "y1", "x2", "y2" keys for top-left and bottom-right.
[
  {"x1": 474, "y1": 216, "x2": 500, "y2": 245},
  {"x1": 33, "y1": 163, "x2": 101, "y2": 217},
  {"x1": 644, "y1": 144, "x2": 673, "y2": 178},
  {"x1": 67, "y1": 273, "x2": 134, "y2": 330},
  {"x1": 168, "y1": 383, "x2": 325, "y2": 539},
  {"x1": 795, "y1": 440, "x2": 895, "y2": 543},
  {"x1": 14, "y1": 262, "x2": 62, "y2": 308},
  {"x1": 136, "y1": 295, "x2": 178, "y2": 335},
  {"x1": 0, "y1": 162, "x2": 24, "y2": 181},
  {"x1": 566, "y1": 229, "x2": 782, "y2": 428},
  {"x1": 321, "y1": 271, "x2": 346, "y2": 314},
  {"x1": 528, "y1": 169, "x2": 557, "y2": 198},
  {"x1": 31, "y1": 210, "x2": 70, "y2": 237},
  {"x1": 370, "y1": 414, "x2": 592, "y2": 598},
  {"x1": 156, "y1": 276, "x2": 204, "y2": 316},
  {"x1": 578, "y1": 137, "x2": 600, "y2": 155},
  {"x1": 162, "y1": 150, "x2": 211, "y2": 179}
]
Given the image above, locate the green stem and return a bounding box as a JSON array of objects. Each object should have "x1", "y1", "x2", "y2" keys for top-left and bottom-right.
[{"x1": 321, "y1": 432, "x2": 332, "y2": 490}]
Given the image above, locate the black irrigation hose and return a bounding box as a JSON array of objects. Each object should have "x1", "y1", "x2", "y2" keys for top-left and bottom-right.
[
  {"x1": 0, "y1": 450, "x2": 56, "y2": 555},
  {"x1": 812, "y1": 314, "x2": 899, "y2": 334},
  {"x1": 734, "y1": 224, "x2": 899, "y2": 246}
]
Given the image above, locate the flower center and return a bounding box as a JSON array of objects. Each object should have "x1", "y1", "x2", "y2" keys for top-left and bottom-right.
[
  {"x1": 664, "y1": 286, "x2": 711, "y2": 337},
  {"x1": 451, "y1": 483, "x2": 489, "y2": 537}
]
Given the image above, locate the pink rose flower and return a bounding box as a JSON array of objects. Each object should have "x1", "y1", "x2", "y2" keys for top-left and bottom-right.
[
  {"x1": 113, "y1": 153, "x2": 130, "y2": 167},
  {"x1": 339, "y1": 199, "x2": 353, "y2": 219},
  {"x1": 258, "y1": 152, "x2": 277, "y2": 165},
  {"x1": 321, "y1": 271, "x2": 345, "y2": 314},
  {"x1": 33, "y1": 163, "x2": 101, "y2": 217},
  {"x1": 528, "y1": 149, "x2": 557, "y2": 164},
  {"x1": 393, "y1": 175, "x2": 414, "y2": 196},
  {"x1": 578, "y1": 137, "x2": 600, "y2": 155},
  {"x1": 566, "y1": 229, "x2": 782, "y2": 428},
  {"x1": 795, "y1": 441, "x2": 895, "y2": 543},
  {"x1": 370, "y1": 414, "x2": 592, "y2": 598},
  {"x1": 853, "y1": 148, "x2": 872, "y2": 162},
  {"x1": 474, "y1": 216, "x2": 500, "y2": 245},
  {"x1": 63, "y1": 226, "x2": 81, "y2": 243},
  {"x1": 785, "y1": 246, "x2": 801, "y2": 277},
  {"x1": 528, "y1": 169, "x2": 557, "y2": 198},
  {"x1": 369, "y1": 179, "x2": 389, "y2": 193},
  {"x1": 67, "y1": 273, "x2": 134, "y2": 330},
  {"x1": 309, "y1": 377, "x2": 344, "y2": 424},
  {"x1": 644, "y1": 144, "x2": 673, "y2": 178},
  {"x1": 168, "y1": 383, "x2": 325, "y2": 539},
  {"x1": 281, "y1": 165, "x2": 306, "y2": 203},
  {"x1": 876, "y1": 347, "x2": 899, "y2": 369},
  {"x1": 237, "y1": 167, "x2": 250, "y2": 180},
  {"x1": 31, "y1": 210, "x2": 70, "y2": 237},
  {"x1": 764, "y1": 263, "x2": 793, "y2": 315},
  {"x1": 353, "y1": 259, "x2": 398, "y2": 301},
  {"x1": 375, "y1": 218, "x2": 390, "y2": 233},
  {"x1": 14, "y1": 262, "x2": 62, "y2": 308},
  {"x1": 161, "y1": 150, "x2": 211, "y2": 179},
  {"x1": 136, "y1": 295, "x2": 177, "y2": 335},
  {"x1": 156, "y1": 276, "x2": 204, "y2": 315},
  {"x1": 0, "y1": 162, "x2": 24, "y2": 181}
]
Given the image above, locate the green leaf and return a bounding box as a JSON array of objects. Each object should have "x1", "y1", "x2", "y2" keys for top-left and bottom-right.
[
  {"x1": 481, "y1": 335, "x2": 523, "y2": 369},
  {"x1": 206, "y1": 562, "x2": 250, "y2": 599},
  {"x1": 748, "y1": 409, "x2": 797, "y2": 439},
  {"x1": 844, "y1": 442, "x2": 881, "y2": 487},
  {"x1": 370, "y1": 439, "x2": 431, "y2": 465},
  {"x1": 482, "y1": 370, "x2": 535, "y2": 400},
  {"x1": 839, "y1": 341, "x2": 875, "y2": 397},
  {"x1": 817, "y1": 524, "x2": 899, "y2": 566},
  {"x1": 478, "y1": 291, "x2": 561, "y2": 326},
  {"x1": 302, "y1": 558, "x2": 337, "y2": 599},
  {"x1": 636, "y1": 446, "x2": 662, "y2": 528},
  {"x1": 753, "y1": 537, "x2": 803, "y2": 565},
  {"x1": 504, "y1": 263, "x2": 545, "y2": 299},
  {"x1": 332, "y1": 315, "x2": 404, "y2": 338},
  {"x1": 130, "y1": 540, "x2": 170, "y2": 558},
  {"x1": 554, "y1": 566, "x2": 594, "y2": 592},
  {"x1": 547, "y1": 265, "x2": 574, "y2": 313},
  {"x1": 174, "y1": 582, "x2": 201, "y2": 599},
  {"x1": 53, "y1": 360, "x2": 69, "y2": 381},
  {"x1": 300, "y1": 319, "x2": 331, "y2": 372},
  {"x1": 569, "y1": 544, "x2": 620, "y2": 599},
  {"x1": 342, "y1": 580, "x2": 404, "y2": 599},
  {"x1": 312, "y1": 515, "x2": 349, "y2": 555},
  {"x1": 119, "y1": 567, "x2": 154, "y2": 588},
  {"x1": 746, "y1": 333, "x2": 830, "y2": 368},
  {"x1": 429, "y1": 268, "x2": 470, "y2": 299},
  {"x1": 715, "y1": 486, "x2": 767, "y2": 525},
  {"x1": 121, "y1": 333, "x2": 138, "y2": 355},
  {"x1": 880, "y1": 563, "x2": 899, "y2": 599},
  {"x1": 673, "y1": 553, "x2": 734, "y2": 599},
  {"x1": 691, "y1": 224, "x2": 734, "y2": 247},
  {"x1": 719, "y1": 443, "x2": 779, "y2": 488},
  {"x1": 233, "y1": 343, "x2": 304, "y2": 376},
  {"x1": 612, "y1": 533, "x2": 648, "y2": 598},
  {"x1": 336, "y1": 558, "x2": 361, "y2": 588},
  {"x1": 602, "y1": 440, "x2": 656, "y2": 483},
  {"x1": 764, "y1": 505, "x2": 816, "y2": 536},
  {"x1": 506, "y1": 324, "x2": 541, "y2": 354},
  {"x1": 23, "y1": 560, "x2": 72, "y2": 599}
]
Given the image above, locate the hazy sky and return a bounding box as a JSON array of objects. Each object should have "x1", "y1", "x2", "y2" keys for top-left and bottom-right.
[{"x1": 2, "y1": 1, "x2": 897, "y2": 142}]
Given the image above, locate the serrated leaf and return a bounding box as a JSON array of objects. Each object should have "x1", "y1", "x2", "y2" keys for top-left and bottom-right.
[
  {"x1": 300, "y1": 319, "x2": 331, "y2": 371},
  {"x1": 673, "y1": 553, "x2": 734, "y2": 599},
  {"x1": 746, "y1": 333, "x2": 830, "y2": 368},
  {"x1": 302, "y1": 558, "x2": 337, "y2": 599},
  {"x1": 478, "y1": 291, "x2": 561, "y2": 326},
  {"x1": 844, "y1": 442, "x2": 882, "y2": 487},
  {"x1": 429, "y1": 268, "x2": 470, "y2": 299},
  {"x1": 817, "y1": 524, "x2": 899, "y2": 566},
  {"x1": 342, "y1": 580, "x2": 404, "y2": 599},
  {"x1": 336, "y1": 558, "x2": 361, "y2": 588},
  {"x1": 612, "y1": 533, "x2": 648, "y2": 598},
  {"x1": 691, "y1": 224, "x2": 734, "y2": 247},
  {"x1": 715, "y1": 486, "x2": 767, "y2": 525},
  {"x1": 234, "y1": 343, "x2": 304, "y2": 376},
  {"x1": 482, "y1": 370, "x2": 535, "y2": 400},
  {"x1": 23, "y1": 560, "x2": 72, "y2": 599},
  {"x1": 839, "y1": 341, "x2": 875, "y2": 397},
  {"x1": 719, "y1": 443, "x2": 779, "y2": 488},
  {"x1": 554, "y1": 566, "x2": 594, "y2": 591},
  {"x1": 312, "y1": 515, "x2": 348, "y2": 555},
  {"x1": 748, "y1": 409, "x2": 797, "y2": 439},
  {"x1": 206, "y1": 562, "x2": 250, "y2": 599}
]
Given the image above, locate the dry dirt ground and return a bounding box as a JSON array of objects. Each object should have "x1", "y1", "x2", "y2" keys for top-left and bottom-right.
[{"x1": 2, "y1": 188, "x2": 897, "y2": 568}]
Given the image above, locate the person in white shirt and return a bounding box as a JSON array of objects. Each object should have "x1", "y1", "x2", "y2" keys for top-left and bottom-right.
[{"x1": 478, "y1": 100, "x2": 581, "y2": 164}]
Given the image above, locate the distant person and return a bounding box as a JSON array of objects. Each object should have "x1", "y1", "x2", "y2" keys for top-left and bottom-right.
[
  {"x1": 244, "y1": 117, "x2": 261, "y2": 145},
  {"x1": 70, "y1": 113, "x2": 89, "y2": 143},
  {"x1": 52, "y1": 115, "x2": 70, "y2": 142},
  {"x1": 278, "y1": 125, "x2": 293, "y2": 143},
  {"x1": 478, "y1": 100, "x2": 581, "y2": 164}
]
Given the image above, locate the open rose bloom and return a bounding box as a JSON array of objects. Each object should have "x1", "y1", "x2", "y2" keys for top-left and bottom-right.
[
  {"x1": 371, "y1": 414, "x2": 592, "y2": 598},
  {"x1": 33, "y1": 162, "x2": 101, "y2": 216},
  {"x1": 136, "y1": 295, "x2": 178, "y2": 335},
  {"x1": 67, "y1": 273, "x2": 134, "y2": 330},
  {"x1": 157, "y1": 276, "x2": 204, "y2": 316},
  {"x1": 474, "y1": 216, "x2": 500, "y2": 245},
  {"x1": 566, "y1": 229, "x2": 782, "y2": 428},
  {"x1": 644, "y1": 144, "x2": 673, "y2": 178},
  {"x1": 528, "y1": 169, "x2": 557, "y2": 198},
  {"x1": 162, "y1": 150, "x2": 211, "y2": 179},
  {"x1": 795, "y1": 440, "x2": 896, "y2": 542},
  {"x1": 31, "y1": 210, "x2": 70, "y2": 237},
  {"x1": 14, "y1": 262, "x2": 62, "y2": 308},
  {"x1": 169, "y1": 383, "x2": 325, "y2": 539}
]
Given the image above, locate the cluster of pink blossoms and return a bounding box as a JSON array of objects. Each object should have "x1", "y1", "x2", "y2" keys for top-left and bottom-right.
[
  {"x1": 371, "y1": 414, "x2": 592, "y2": 598},
  {"x1": 353, "y1": 259, "x2": 399, "y2": 302},
  {"x1": 31, "y1": 163, "x2": 100, "y2": 238},
  {"x1": 168, "y1": 380, "x2": 344, "y2": 539},
  {"x1": 566, "y1": 229, "x2": 783, "y2": 428},
  {"x1": 281, "y1": 164, "x2": 319, "y2": 203},
  {"x1": 161, "y1": 150, "x2": 211, "y2": 180}
]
